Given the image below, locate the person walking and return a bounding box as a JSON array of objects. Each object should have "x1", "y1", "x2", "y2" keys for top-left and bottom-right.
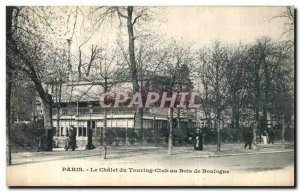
[
  {"x1": 194, "y1": 128, "x2": 203, "y2": 150},
  {"x1": 268, "y1": 128, "x2": 275, "y2": 144},
  {"x1": 69, "y1": 127, "x2": 77, "y2": 151},
  {"x1": 262, "y1": 130, "x2": 268, "y2": 144},
  {"x1": 244, "y1": 128, "x2": 253, "y2": 149}
]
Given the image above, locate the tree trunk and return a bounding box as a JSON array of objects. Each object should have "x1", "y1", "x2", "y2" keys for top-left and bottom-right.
[
  {"x1": 56, "y1": 105, "x2": 60, "y2": 137},
  {"x1": 235, "y1": 108, "x2": 240, "y2": 130},
  {"x1": 6, "y1": 6, "x2": 15, "y2": 166},
  {"x1": 103, "y1": 108, "x2": 107, "y2": 159},
  {"x1": 78, "y1": 48, "x2": 82, "y2": 79},
  {"x1": 176, "y1": 108, "x2": 180, "y2": 135},
  {"x1": 126, "y1": 6, "x2": 144, "y2": 143},
  {"x1": 216, "y1": 59, "x2": 221, "y2": 152},
  {"x1": 102, "y1": 83, "x2": 108, "y2": 159},
  {"x1": 253, "y1": 57, "x2": 261, "y2": 148},
  {"x1": 6, "y1": 60, "x2": 12, "y2": 166},
  {"x1": 42, "y1": 96, "x2": 53, "y2": 151},
  {"x1": 216, "y1": 115, "x2": 221, "y2": 151},
  {"x1": 262, "y1": 53, "x2": 269, "y2": 134},
  {"x1": 282, "y1": 115, "x2": 285, "y2": 149},
  {"x1": 168, "y1": 107, "x2": 174, "y2": 155},
  {"x1": 138, "y1": 107, "x2": 144, "y2": 144},
  {"x1": 231, "y1": 91, "x2": 240, "y2": 130},
  {"x1": 231, "y1": 91, "x2": 236, "y2": 128},
  {"x1": 56, "y1": 83, "x2": 62, "y2": 138}
]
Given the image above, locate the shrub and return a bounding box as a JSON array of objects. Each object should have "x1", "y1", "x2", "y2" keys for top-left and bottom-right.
[
  {"x1": 105, "y1": 129, "x2": 116, "y2": 145},
  {"x1": 126, "y1": 128, "x2": 139, "y2": 145},
  {"x1": 113, "y1": 128, "x2": 126, "y2": 146},
  {"x1": 202, "y1": 127, "x2": 217, "y2": 144},
  {"x1": 144, "y1": 129, "x2": 155, "y2": 144},
  {"x1": 220, "y1": 128, "x2": 242, "y2": 143},
  {"x1": 11, "y1": 121, "x2": 44, "y2": 148}
]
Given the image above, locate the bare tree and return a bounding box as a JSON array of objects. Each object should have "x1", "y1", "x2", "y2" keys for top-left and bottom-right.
[
  {"x1": 196, "y1": 42, "x2": 229, "y2": 151},
  {"x1": 83, "y1": 46, "x2": 127, "y2": 159},
  {"x1": 134, "y1": 34, "x2": 169, "y2": 141},
  {"x1": 244, "y1": 37, "x2": 293, "y2": 147},
  {"x1": 91, "y1": 6, "x2": 161, "y2": 143},
  {"x1": 159, "y1": 40, "x2": 194, "y2": 154},
  {"x1": 7, "y1": 6, "x2": 72, "y2": 151},
  {"x1": 6, "y1": 6, "x2": 16, "y2": 165},
  {"x1": 224, "y1": 44, "x2": 249, "y2": 130},
  {"x1": 273, "y1": 6, "x2": 294, "y2": 45}
]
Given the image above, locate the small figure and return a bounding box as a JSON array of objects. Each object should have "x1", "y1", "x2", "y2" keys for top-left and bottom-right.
[
  {"x1": 262, "y1": 130, "x2": 268, "y2": 144},
  {"x1": 64, "y1": 127, "x2": 77, "y2": 151},
  {"x1": 64, "y1": 136, "x2": 70, "y2": 151},
  {"x1": 244, "y1": 128, "x2": 253, "y2": 149},
  {"x1": 268, "y1": 128, "x2": 275, "y2": 144},
  {"x1": 194, "y1": 128, "x2": 203, "y2": 150},
  {"x1": 86, "y1": 128, "x2": 94, "y2": 150}
]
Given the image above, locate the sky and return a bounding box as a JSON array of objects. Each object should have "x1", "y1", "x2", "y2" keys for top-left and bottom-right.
[
  {"x1": 69, "y1": 6, "x2": 290, "y2": 55},
  {"x1": 159, "y1": 7, "x2": 289, "y2": 46},
  {"x1": 59, "y1": 6, "x2": 292, "y2": 65}
]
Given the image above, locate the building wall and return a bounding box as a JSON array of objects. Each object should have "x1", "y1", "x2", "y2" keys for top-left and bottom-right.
[
  {"x1": 52, "y1": 115, "x2": 197, "y2": 148},
  {"x1": 52, "y1": 116, "x2": 174, "y2": 148}
]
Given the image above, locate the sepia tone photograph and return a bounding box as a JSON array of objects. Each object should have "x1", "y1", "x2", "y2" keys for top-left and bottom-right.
[{"x1": 5, "y1": 5, "x2": 295, "y2": 187}]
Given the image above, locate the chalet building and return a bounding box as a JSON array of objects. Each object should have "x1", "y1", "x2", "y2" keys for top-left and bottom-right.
[{"x1": 48, "y1": 79, "x2": 198, "y2": 148}]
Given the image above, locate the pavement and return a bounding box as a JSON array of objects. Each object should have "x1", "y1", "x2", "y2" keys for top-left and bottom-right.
[
  {"x1": 10, "y1": 142, "x2": 294, "y2": 166},
  {"x1": 8, "y1": 142, "x2": 295, "y2": 186}
]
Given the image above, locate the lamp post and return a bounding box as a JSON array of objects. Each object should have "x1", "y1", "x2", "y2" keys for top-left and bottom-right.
[{"x1": 87, "y1": 103, "x2": 93, "y2": 150}]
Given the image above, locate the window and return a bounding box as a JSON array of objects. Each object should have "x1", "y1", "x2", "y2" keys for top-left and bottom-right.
[
  {"x1": 79, "y1": 127, "x2": 83, "y2": 137},
  {"x1": 61, "y1": 127, "x2": 64, "y2": 136},
  {"x1": 87, "y1": 121, "x2": 96, "y2": 129},
  {"x1": 79, "y1": 127, "x2": 87, "y2": 137},
  {"x1": 83, "y1": 128, "x2": 87, "y2": 137},
  {"x1": 53, "y1": 127, "x2": 56, "y2": 135}
]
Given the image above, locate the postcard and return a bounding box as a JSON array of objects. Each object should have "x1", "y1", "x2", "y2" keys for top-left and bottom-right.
[{"x1": 6, "y1": 6, "x2": 295, "y2": 187}]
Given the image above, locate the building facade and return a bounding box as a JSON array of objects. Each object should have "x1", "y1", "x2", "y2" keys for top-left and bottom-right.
[{"x1": 49, "y1": 81, "x2": 198, "y2": 148}]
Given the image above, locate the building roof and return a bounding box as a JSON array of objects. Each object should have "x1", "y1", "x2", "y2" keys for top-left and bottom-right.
[{"x1": 49, "y1": 81, "x2": 133, "y2": 103}]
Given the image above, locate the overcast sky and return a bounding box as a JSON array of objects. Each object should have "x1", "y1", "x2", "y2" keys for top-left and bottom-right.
[
  {"x1": 159, "y1": 7, "x2": 289, "y2": 46},
  {"x1": 78, "y1": 6, "x2": 289, "y2": 50},
  {"x1": 63, "y1": 6, "x2": 291, "y2": 61}
]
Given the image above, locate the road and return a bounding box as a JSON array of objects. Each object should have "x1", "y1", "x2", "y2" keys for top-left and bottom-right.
[{"x1": 7, "y1": 146, "x2": 294, "y2": 186}]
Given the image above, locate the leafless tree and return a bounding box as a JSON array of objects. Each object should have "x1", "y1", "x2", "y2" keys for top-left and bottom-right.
[
  {"x1": 91, "y1": 6, "x2": 162, "y2": 143},
  {"x1": 159, "y1": 40, "x2": 194, "y2": 154},
  {"x1": 83, "y1": 46, "x2": 127, "y2": 159},
  {"x1": 7, "y1": 6, "x2": 72, "y2": 153},
  {"x1": 196, "y1": 42, "x2": 229, "y2": 151}
]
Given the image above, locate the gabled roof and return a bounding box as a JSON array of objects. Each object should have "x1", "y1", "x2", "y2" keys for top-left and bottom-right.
[{"x1": 50, "y1": 81, "x2": 133, "y2": 103}]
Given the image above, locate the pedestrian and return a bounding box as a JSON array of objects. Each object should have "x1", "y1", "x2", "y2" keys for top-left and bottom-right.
[
  {"x1": 64, "y1": 135, "x2": 70, "y2": 151},
  {"x1": 262, "y1": 130, "x2": 268, "y2": 144},
  {"x1": 244, "y1": 128, "x2": 253, "y2": 149},
  {"x1": 69, "y1": 126, "x2": 77, "y2": 151},
  {"x1": 194, "y1": 128, "x2": 203, "y2": 150},
  {"x1": 268, "y1": 128, "x2": 275, "y2": 144}
]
